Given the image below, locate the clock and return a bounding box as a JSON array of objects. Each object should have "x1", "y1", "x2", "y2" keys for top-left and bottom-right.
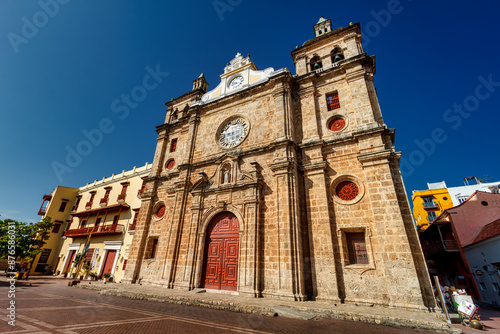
[
  {"x1": 218, "y1": 118, "x2": 249, "y2": 149},
  {"x1": 229, "y1": 76, "x2": 244, "y2": 90}
]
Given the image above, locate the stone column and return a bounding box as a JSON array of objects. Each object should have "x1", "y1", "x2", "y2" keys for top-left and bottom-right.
[
  {"x1": 183, "y1": 173, "x2": 207, "y2": 290},
  {"x1": 270, "y1": 145, "x2": 306, "y2": 300},
  {"x1": 238, "y1": 162, "x2": 262, "y2": 297},
  {"x1": 150, "y1": 128, "x2": 169, "y2": 177},
  {"x1": 162, "y1": 111, "x2": 200, "y2": 288},
  {"x1": 298, "y1": 83, "x2": 322, "y2": 142},
  {"x1": 358, "y1": 148, "x2": 431, "y2": 309},
  {"x1": 122, "y1": 189, "x2": 155, "y2": 283},
  {"x1": 302, "y1": 155, "x2": 340, "y2": 301},
  {"x1": 346, "y1": 68, "x2": 382, "y2": 131},
  {"x1": 123, "y1": 129, "x2": 167, "y2": 283},
  {"x1": 273, "y1": 79, "x2": 294, "y2": 142}
]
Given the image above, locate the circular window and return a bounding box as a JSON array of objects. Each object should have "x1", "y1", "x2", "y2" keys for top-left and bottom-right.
[
  {"x1": 156, "y1": 205, "x2": 166, "y2": 218},
  {"x1": 443, "y1": 197, "x2": 448, "y2": 201},
  {"x1": 166, "y1": 159, "x2": 175, "y2": 170},
  {"x1": 481, "y1": 201, "x2": 489, "y2": 206},
  {"x1": 332, "y1": 176, "x2": 364, "y2": 205},
  {"x1": 328, "y1": 117, "x2": 346, "y2": 132},
  {"x1": 217, "y1": 117, "x2": 250, "y2": 149},
  {"x1": 336, "y1": 181, "x2": 359, "y2": 201}
]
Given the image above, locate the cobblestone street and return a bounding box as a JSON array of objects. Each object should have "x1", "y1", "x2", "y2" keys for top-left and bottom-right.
[{"x1": 0, "y1": 276, "x2": 449, "y2": 334}]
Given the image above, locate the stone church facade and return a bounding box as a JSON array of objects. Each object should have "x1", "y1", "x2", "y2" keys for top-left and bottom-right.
[{"x1": 124, "y1": 18, "x2": 435, "y2": 310}]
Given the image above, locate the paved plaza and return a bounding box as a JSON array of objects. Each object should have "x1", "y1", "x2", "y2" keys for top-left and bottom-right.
[{"x1": 1, "y1": 275, "x2": 499, "y2": 333}]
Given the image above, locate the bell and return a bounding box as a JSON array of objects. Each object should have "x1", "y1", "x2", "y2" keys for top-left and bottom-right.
[
  {"x1": 333, "y1": 54, "x2": 344, "y2": 62},
  {"x1": 313, "y1": 62, "x2": 321, "y2": 70}
]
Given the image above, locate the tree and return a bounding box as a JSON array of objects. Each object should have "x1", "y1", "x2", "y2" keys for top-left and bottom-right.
[
  {"x1": 0, "y1": 217, "x2": 54, "y2": 279},
  {"x1": 0, "y1": 219, "x2": 35, "y2": 260}
]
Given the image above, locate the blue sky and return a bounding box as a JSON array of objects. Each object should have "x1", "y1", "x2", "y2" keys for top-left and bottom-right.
[{"x1": 1, "y1": 1, "x2": 499, "y2": 223}]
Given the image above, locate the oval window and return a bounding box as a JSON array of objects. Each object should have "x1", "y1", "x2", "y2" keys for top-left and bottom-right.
[
  {"x1": 166, "y1": 159, "x2": 175, "y2": 170},
  {"x1": 156, "y1": 205, "x2": 166, "y2": 218},
  {"x1": 328, "y1": 117, "x2": 346, "y2": 132}
]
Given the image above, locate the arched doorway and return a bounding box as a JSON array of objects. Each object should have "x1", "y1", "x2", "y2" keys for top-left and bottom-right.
[{"x1": 201, "y1": 212, "x2": 239, "y2": 291}]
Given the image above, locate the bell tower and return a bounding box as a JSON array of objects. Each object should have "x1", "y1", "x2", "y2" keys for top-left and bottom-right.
[
  {"x1": 314, "y1": 16, "x2": 332, "y2": 37},
  {"x1": 192, "y1": 73, "x2": 209, "y2": 93}
]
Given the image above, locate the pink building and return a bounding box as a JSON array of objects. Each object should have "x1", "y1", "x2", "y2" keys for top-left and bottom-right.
[{"x1": 420, "y1": 191, "x2": 500, "y2": 302}]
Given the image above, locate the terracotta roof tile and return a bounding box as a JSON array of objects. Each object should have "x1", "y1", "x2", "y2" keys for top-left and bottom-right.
[{"x1": 470, "y1": 218, "x2": 500, "y2": 245}]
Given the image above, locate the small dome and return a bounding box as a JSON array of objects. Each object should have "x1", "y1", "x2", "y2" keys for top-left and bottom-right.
[{"x1": 317, "y1": 16, "x2": 327, "y2": 24}]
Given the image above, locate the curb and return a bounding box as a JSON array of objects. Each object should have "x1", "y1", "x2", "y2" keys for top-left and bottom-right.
[{"x1": 76, "y1": 284, "x2": 460, "y2": 334}]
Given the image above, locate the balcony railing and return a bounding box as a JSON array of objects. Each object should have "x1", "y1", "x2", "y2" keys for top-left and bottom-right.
[
  {"x1": 38, "y1": 194, "x2": 52, "y2": 215},
  {"x1": 423, "y1": 201, "x2": 438, "y2": 209},
  {"x1": 99, "y1": 197, "x2": 109, "y2": 206},
  {"x1": 427, "y1": 216, "x2": 438, "y2": 224},
  {"x1": 63, "y1": 224, "x2": 124, "y2": 238},
  {"x1": 117, "y1": 193, "x2": 126, "y2": 202},
  {"x1": 85, "y1": 201, "x2": 93, "y2": 210},
  {"x1": 443, "y1": 240, "x2": 458, "y2": 251},
  {"x1": 423, "y1": 239, "x2": 459, "y2": 257}
]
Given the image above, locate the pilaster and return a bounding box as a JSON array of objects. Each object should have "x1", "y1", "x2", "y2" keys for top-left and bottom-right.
[
  {"x1": 298, "y1": 83, "x2": 321, "y2": 142},
  {"x1": 269, "y1": 144, "x2": 306, "y2": 300},
  {"x1": 302, "y1": 156, "x2": 340, "y2": 301},
  {"x1": 358, "y1": 149, "x2": 430, "y2": 309},
  {"x1": 273, "y1": 79, "x2": 294, "y2": 142}
]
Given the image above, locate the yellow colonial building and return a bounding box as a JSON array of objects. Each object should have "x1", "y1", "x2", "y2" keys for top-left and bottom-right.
[
  {"x1": 52, "y1": 163, "x2": 151, "y2": 281},
  {"x1": 412, "y1": 181, "x2": 454, "y2": 230},
  {"x1": 32, "y1": 186, "x2": 79, "y2": 275}
]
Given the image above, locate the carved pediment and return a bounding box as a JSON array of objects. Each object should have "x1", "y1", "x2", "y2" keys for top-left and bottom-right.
[
  {"x1": 202, "y1": 157, "x2": 262, "y2": 192},
  {"x1": 189, "y1": 172, "x2": 209, "y2": 194}
]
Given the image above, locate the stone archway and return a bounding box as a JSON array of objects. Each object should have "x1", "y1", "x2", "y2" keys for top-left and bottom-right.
[{"x1": 201, "y1": 211, "x2": 239, "y2": 291}]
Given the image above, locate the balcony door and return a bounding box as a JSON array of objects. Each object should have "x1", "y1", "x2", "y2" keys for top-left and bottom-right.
[{"x1": 101, "y1": 250, "x2": 117, "y2": 276}]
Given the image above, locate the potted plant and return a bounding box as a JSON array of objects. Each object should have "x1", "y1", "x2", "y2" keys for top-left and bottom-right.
[
  {"x1": 71, "y1": 253, "x2": 83, "y2": 279},
  {"x1": 82, "y1": 264, "x2": 91, "y2": 280},
  {"x1": 103, "y1": 273, "x2": 112, "y2": 283},
  {"x1": 89, "y1": 272, "x2": 98, "y2": 281}
]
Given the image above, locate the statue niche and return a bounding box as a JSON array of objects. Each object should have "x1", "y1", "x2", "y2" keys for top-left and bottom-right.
[{"x1": 221, "y1": 163, "x2": 232, "y2": 185}]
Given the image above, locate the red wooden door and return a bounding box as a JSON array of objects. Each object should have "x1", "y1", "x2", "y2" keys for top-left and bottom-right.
[
  {"x1": 63, "y1": 250, "x2": 76, "y2": 274},
  {"x1": 102, "y1": 250, "x2": 117, "y2": 275},
  {"x1": 201, "y1": 212, "x2": 239, "y2": 291}
]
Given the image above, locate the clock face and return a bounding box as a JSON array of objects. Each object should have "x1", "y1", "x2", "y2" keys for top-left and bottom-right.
[
  {"x1": 229, "y1": 76, "x2": 244, "y2": 89},
  {"x1": 218, "y1": 118, "x2": 249, "y2": 149}
]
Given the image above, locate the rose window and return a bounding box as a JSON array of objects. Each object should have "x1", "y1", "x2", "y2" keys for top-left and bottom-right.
[{"x1": 335, "y1": 181, "x2": 359, "y2": 201}]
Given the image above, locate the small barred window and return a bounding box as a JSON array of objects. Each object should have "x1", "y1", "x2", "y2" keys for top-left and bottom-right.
[{"x1": 326, "y1": 92, "x2": 340, "y2": 110}]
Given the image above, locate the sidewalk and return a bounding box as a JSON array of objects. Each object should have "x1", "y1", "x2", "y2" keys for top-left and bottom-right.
[{"x1": 71, "y1": 279, "x2": 460, "y2": 333}]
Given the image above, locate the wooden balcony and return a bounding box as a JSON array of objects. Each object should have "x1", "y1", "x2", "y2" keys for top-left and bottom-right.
[
  {"x1": 117, "y1": 193, "x2": 126, "y2": 202},
  {"x1": 63, "y1": 224, "x2": 124, "y2": 238},
  {"x1": 423, "y1": 201, "x2": 438, "y2": 209},
  {"x1": 99, "y1": 197, "x2": 109, "y2": 206},
  {"x1": 423, "y1": 239, "x2": 459, "y2": 257},
  {"x1": 38, "y1": 194, "x2": 52, "y2": 215}
]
